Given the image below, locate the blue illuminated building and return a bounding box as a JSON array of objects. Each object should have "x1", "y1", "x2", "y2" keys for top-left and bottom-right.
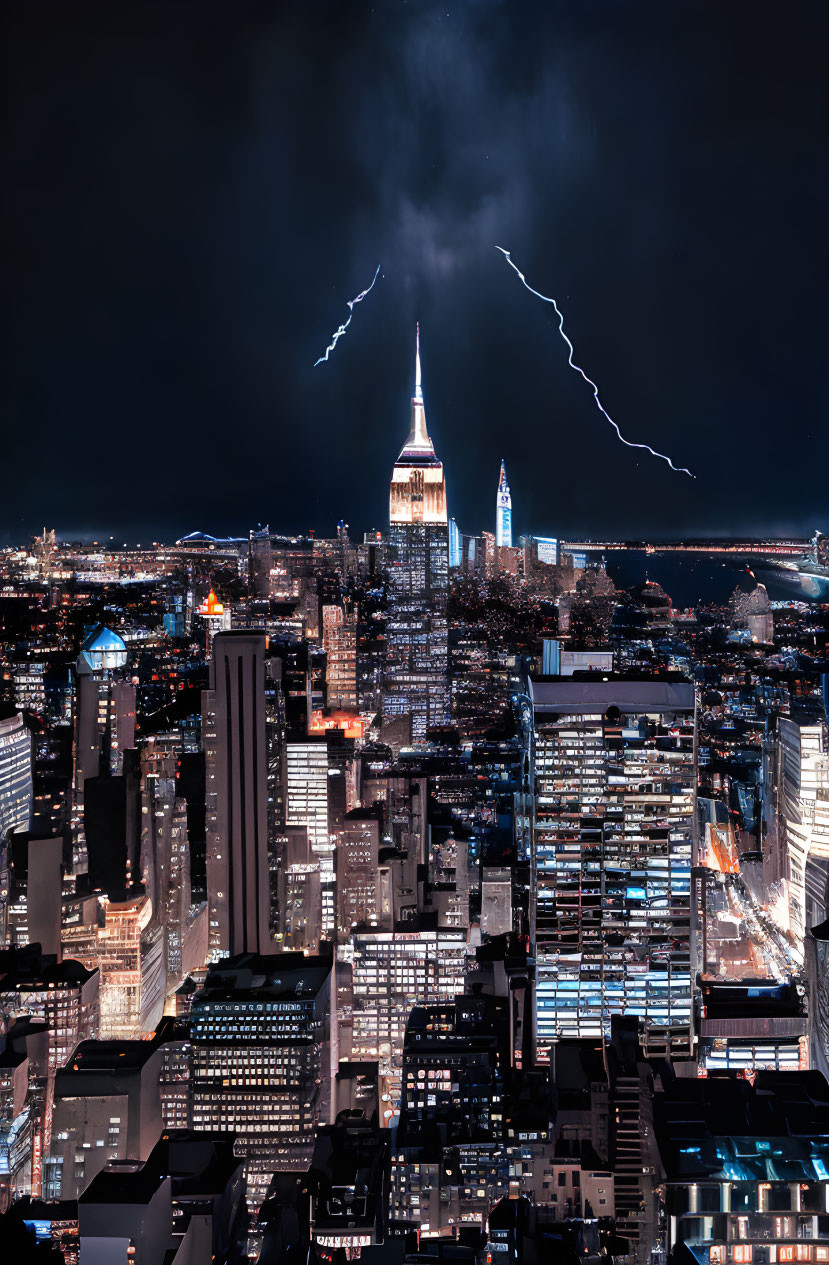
[
  {"x1": 496, "y1": 459, "x2": 512, "y2": 548},
  {"x1": 448, "y1": 517, "x2": 461, "y2": 569}
]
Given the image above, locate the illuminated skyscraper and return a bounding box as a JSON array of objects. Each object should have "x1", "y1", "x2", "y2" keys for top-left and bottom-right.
[
  {"x1": 73, "y1": 626, "x2": 134, "y2": 790},
  {"x1": 286, "y1": 737, "x2": 334, "y2": 938},
  {"x1": 532, "y1": 676, "x2": 696, "y2": 1063},
  {"x1": 322, "y1": 603, "x2": 358, "y2": 709},
  {"x1": 190, "y1": 952, "x2": 332, "y2": 1208},
  {"x1": 448, "y1": 518, "x2": 461, "y2": 569},
  {"x1": 350, "y1": 923, "x2": 471, "y2": 1113},
  {"x1": 0, "y1": 713, "x2": 32, "y2": 842},
  {"x1": 495, "y1": 459, "x2": 512, "y2": 548},
  {"x1": 384, "y1": 326, "x2": 450, "y2": 739}
]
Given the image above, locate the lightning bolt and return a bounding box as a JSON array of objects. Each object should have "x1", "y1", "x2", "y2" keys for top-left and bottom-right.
[
  {"x1": 496, "y1": 247, "x2": 694, "y2": 478},
  {"x1": 314, "y1": 264, "x2": 381, "y2": 366}
]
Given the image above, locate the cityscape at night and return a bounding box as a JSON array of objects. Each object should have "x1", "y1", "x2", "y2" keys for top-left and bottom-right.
[{"x1": 3, "y1": 2, "x2": 829, "y2": 1264}]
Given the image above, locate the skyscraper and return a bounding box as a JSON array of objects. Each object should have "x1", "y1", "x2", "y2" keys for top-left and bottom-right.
[
  {"x1": 384, "y1": 326, "x2": 450, "y2": 739},
  {"x1": 448, "y1": 517, "x2": 461, "y2": 569},
  {"x1": 350, "y1": 923, "x2": 471, "y2": 1112},
  {"x1": 0, "y1": 713, "x2": 32, "y2": 842},
  {"x1": 495, "y1": 459, "x2": 512, "y2": 548},
  {"x1": 322, "y1": 603, "x2": 358, "y2": 709},
  {"x1": 531, "y1": 676, "x2": 696, "y2": 1063},
  {"x1": 285, "y1": 737, "x2": 334, "y2": 938},
  {"x1": 190, "y1": 952, "x2": 332, "y2": 1208},
  {"x1": 776, "y1": 716, "x2": 829, "y2": 959},
  {"x1": 203, "y1": 631, "x2": 271, "y2": 958}
]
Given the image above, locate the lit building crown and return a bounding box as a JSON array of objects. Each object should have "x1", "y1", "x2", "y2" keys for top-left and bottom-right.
[
  {"x1": 198, "y1": 588, "x2": 225, "y2": 616},
  {"x1": 390, "y1": 324, "x2": 447, "y2": 525}
]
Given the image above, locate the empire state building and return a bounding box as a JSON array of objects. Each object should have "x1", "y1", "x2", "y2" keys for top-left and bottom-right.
[{"x1": 383, "y1": 326, "x2": 450, "y2": 738}]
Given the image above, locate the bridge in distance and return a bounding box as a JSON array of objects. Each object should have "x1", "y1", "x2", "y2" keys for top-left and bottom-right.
[{"x1": 560, "y1": 540, "x2": 809, "y2": 557}]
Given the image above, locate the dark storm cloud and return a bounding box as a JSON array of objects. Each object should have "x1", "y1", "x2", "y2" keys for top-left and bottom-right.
[
  {"x1": 3, "y1": 0, "x2": 829, "y2": 543},
  {"x1": 351, "y1": 10, "x2": 556, "y2": 285}
]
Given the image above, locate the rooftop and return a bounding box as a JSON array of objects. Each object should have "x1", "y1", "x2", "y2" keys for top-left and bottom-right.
[
  {"x1": 531, "y1": 672, "x2": 695, "y2": 714},
  {"x1": 198, "y1": 951, "x2": 331, "y2": 1001},
  {"x1": 79, "y1": 1160, "x2": 166, "y2": 1207},
  {"x1": 654, "y1": 1071, "x2": 829, "y2": 1182}
]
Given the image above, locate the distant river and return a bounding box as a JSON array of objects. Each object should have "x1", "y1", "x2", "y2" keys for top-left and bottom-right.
[{"x1": 603, "y1": 550, "x2": 757, "y2": 609}]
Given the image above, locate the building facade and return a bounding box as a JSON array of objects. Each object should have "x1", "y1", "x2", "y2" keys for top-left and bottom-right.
[
  {"x1": 203, "y1": 631, "x2": 271, "y2": 958},
  {"x1": 384, "y1": 327, "x2": 450, "y2": 740},
  {"x1": 0, "y1": 714, "x2": 32, "y2": 844},
  {"x1": 190, "y1": 953, "x2": 332, "y2": 1209},
  {"x1": 531, "y1": 676, "x2": 697, "y2": 1063}
]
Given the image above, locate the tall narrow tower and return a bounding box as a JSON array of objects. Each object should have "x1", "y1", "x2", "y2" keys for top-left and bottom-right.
[
  {"x1": 495, "y1": 459, "x2": 512, "y2": 548},
  {"x1": 203, "y1": 630, "x2": 271, "y2": 957},
  {"x1": 384, "y1": 326, "x2": 450, "y2": 739}
]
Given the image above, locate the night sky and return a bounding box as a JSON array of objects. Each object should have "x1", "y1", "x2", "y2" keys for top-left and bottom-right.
[{"x1": 4, "y1": 0, "x2": 829, "y2": 545}]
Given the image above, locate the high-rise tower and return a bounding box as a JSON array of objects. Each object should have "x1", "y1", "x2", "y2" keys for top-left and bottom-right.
[
  {"x1": 495, "y1": 459, "x2": 512, "y2": 548},
  {"x1": 531, "y1": 675, "x2": 696, "y2": 1063},
  {"x1": 384, "y1": 326, "x2": 450, "y2": 739},
  {"x1": 203, "y1": 631, "x2": 271, "y2": 957}
]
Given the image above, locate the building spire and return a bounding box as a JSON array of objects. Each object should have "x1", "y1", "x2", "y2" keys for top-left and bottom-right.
[
  {"x1": 397, "y1": 322, "x2": 434, "y2": 460},
  {"x1": 414, "y1": 321, "x2": 422, "y2": 402}
]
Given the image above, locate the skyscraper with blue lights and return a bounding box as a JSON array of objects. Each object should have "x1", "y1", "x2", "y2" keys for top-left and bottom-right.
[{"x1": 495, "y1": 459, "x2": 512, "y2": 548}]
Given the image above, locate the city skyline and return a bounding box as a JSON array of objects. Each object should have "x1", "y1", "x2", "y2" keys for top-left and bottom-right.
[{"x1": 3, "y1": 5, "x2": 829, "y2": 1262}]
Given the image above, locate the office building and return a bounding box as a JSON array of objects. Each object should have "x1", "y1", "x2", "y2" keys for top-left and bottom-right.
[
  {"x1": 531, "y1": 675, "x2": 696, "y2": 1063},
  {"x1": 384, "y1": 326, "x2": 451, "y2": 739},
  {"x1": 83, "y1": 751, "x2": 142, "y2": 897},
  {"x1": 10, "y1": 659, "x2": 47, "y2": 716},
  {"x1": 6, "y1": 834, "x2": 63, "y2": 953},
  {"x1": 95, "y1": 892, "x2": 165, "y2": 1040},
  {"x1": 45, "y1": 1025, "x2": 172, "y2": 1200},
  {"x1": 776, "y1": 716, "x2": 829, "y2": 960},
  {"x1": 203, "y1": 631, "x2": 271, "y2": 958},
  {"x1": 697, "y1": 977, "x2": 808, "y2": 1075},
  {"x1": 140, "y1": 764, "x2": 206, "y2": 990},
  {"x1": 336, "y1": 806, "x2": 382, "y2": 938},
  {"x1": 322, "y1": 603, "x2": 358, "y2": 710},
  {"x1": 275, "y1": 826, "x2": 322, "y2": 953},
  {"x1": 522, "y1": 535, "x2": 560, "y2": 570},
  {"x1": 77, "y1": 1163, "x2": 173, "y2": 1265},
  {"x1": 390, "y1": 997, "x2": 506, "y2": 1236},
  {"x1": 248, "y1": 526, "x2": 273, "y2": 599},
  {"x1": 0, "y1": 948, "x2": 100, "y2": 1076},
  {"x1": 350, "y1": 923, "x2": 471, "y2": 1113},
  {"x1": 190, "y1": 952, "x2": 332, "y2": 1209},
  {"x1": 0, "y1": 712, "x2": 32, "y2": 843},
  {"x1": 286, "y1": 737, "x2": 334, "y2": 938},
  {"x1": 361, "y1": 771, "x2": 427, "y2": 927},
  {"x1": 75, "y1": 1128, "x2": 246, "y2": 1265}
]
